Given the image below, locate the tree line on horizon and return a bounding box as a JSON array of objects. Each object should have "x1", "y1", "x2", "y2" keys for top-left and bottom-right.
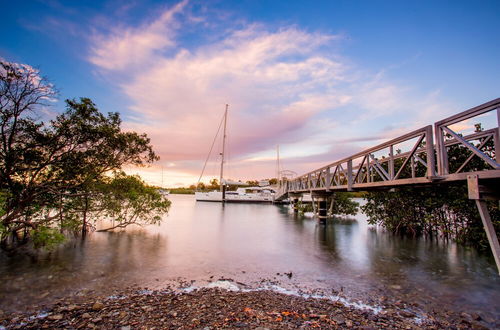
[{"x1": 166, "y1": 178, "x2": 280, "y2": 194}]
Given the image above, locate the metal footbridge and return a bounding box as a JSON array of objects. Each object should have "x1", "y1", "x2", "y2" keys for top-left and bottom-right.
[{"x1": 275, "y1": 98, "x2": 500, "y2": 273}]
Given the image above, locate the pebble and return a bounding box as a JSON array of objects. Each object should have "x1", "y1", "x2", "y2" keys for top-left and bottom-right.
[
  {"x1": 48, "y1": 314, "x2": 63, "y2": 320},
  {"x1": 399, "y1": 311, "x2": 415, "y2": 318},
  {"x1": 92, "y1": 302, "x2": 104, "y2": 311}
]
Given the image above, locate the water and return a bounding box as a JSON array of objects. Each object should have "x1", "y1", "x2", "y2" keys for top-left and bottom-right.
[{"x1": 0, "y1": 195, "x2": 498, "y2": 322}]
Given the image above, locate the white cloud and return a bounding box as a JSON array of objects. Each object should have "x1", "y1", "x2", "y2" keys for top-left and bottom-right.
[{"x1": 89, "y1": 0, "x2": 188, "y2": 70}]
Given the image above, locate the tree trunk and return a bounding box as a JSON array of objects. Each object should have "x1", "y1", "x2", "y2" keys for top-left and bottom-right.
[{"x1": 82, "y1": 194, "x2": 89, "y2": 237}]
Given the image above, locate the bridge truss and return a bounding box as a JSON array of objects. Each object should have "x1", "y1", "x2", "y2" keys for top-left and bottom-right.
[{"x1": 277, "y1": 98, "x2": 500, "y2": 273}]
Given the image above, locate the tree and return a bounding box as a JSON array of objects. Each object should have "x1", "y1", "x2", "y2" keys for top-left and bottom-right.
[
  {"x1": 268, "y1": 178, "x2": 278, "y2": 185},
  {"x1": 92, "y1": 173, "x2": 170, "y2": 232},
  {"x1": 330, "y1": 193, "x2": 359, "y2": 216},
  {"x1": 0, "y1": 60, "x2": 165, "y2": 250},
  {"x1": 208, "y1": 178, "x2": 219, "y2": 190},
  {"x1": 361, "y1": 131, "x2": 499, "y2": 250}
]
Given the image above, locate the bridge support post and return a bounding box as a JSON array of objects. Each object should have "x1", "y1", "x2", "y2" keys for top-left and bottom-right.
[
  {"x1": 318, "y1": 199, "x2": 328, "y2": 221},
  {"x1": 468, "y1": 175, "x2": 500, "y2": 275},
  {"x1": 293, "y1": 198, "x2": 299, "y2": 213},
  {"x1": 312, "y1": 193, "x2": 330, "y2": 224}
]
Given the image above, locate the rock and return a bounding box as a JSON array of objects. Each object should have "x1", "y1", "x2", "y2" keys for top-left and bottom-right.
[
  {"x1": 119, "y1": 311, "x2": 127, "y2": 318},
  {"x1": 39, "y1": 292, "x2": 50, "y2": 299},
  {"x1": 82, "y1": 313, "x2": 91, "y2": 319},
  {"x1": 48, "y1": 314, "x2": 63, "y2": 320},
  {"x1": 67, "y1": 304, "x2": 78, "y2": 311},
  {"x1": 332, "y1": 316, "x2": 345, "y2": 324},
  {"x1": 120, "y1": 326, "x2": 131, "y2": 330},
  {"x1": 460, "y1": 312, "x2": 471, "y2": 319},
  {"x1": 460, "y1": 318, "x2": 471, "y2": 326},
  {"x1": 346, "y1": 320, "x2": 353, "y2": 327},
  {"x1": 470, "y1": 322, "x2": 489, "y2": 330},
  {"x1": 389, "y1": 285, "x2": 402, "y2": 290},
  {"x1": 471, "y1": 312, "x2": 482, "y2": 321},
  {"x1": 92, "y1": 302, "x2": 104, "y2": 311},
  {"x1": 141, "y1": 306, "x2": 153, "y2": 312},
  {"x1": 399, "y1": 311, "x2": 415, "y2": 318}
]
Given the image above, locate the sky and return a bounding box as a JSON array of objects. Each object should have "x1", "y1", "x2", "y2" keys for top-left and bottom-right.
[{"x1": 1, "y1": 0, "x2": 499, "y2": 187}]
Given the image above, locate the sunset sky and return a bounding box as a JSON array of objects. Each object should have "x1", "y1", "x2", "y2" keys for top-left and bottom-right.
[{"x1": 1, "y1": 0, "x2": 499, "y2": 187}]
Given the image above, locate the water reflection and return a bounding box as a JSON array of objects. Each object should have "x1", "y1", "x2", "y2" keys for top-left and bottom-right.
[
  {"x1": 0, "y1": 231, "x2": 167, "y2": 311},
  {"x1": 0, "y1": 194, "x2": 498, "y2": 321}
]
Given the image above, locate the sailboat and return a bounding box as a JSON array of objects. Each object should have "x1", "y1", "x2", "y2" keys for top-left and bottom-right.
[{"x1": 194, "y1": 105, "x2": 276, "y2": 203}]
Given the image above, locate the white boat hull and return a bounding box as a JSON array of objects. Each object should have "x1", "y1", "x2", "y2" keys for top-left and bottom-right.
[
  {"x1": 195, "y1": 191, "x2": 274, "y2": 203},
  {"x1": 195, "y1": 191, "x2": 223, "y2": 202}
]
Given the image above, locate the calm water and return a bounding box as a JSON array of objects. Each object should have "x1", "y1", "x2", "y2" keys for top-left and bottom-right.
[{"x1": 0, "y1": 195, "x2": 499, "y2": 321}]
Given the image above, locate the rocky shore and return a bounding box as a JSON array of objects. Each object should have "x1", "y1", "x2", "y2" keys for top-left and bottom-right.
[{"x1": 0, "y1": 285, "x2": 493, "y2": 329}]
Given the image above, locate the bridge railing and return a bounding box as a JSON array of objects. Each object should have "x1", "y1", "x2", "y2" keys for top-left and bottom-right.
[
  {"x1": 286, "y1": 98, "x2": 500, "y2": 193},
  {"x1": 435, "y1": 98, "x2": 500, "y2": 178},
  {"x1": 288, "y1": 125, "x2": 436, "y2": 192}
]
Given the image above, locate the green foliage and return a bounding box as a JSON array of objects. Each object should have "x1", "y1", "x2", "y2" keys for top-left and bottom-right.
[
  {"x1": 294, "y1": 201, "x2": 312, "y2": 214},
  {"x1": 361, "y1": 128, "x2": 498, "y2": 251},
  {"x1": 0, "y1": 191, "x2": 8, "y2": 218},
  {"x1": 169, "y1": 187, "x2": 195, "y2": 194},
  {"x1": 31, "y1": 226, "x2": 65, "y2": 250},
  {"x1": 0, "y1": 60, "x2": 166, "y2": 251},
  {"x1": 268, "y1": 178, "x2": 278, "y2": 185},
  {"x1": 208, "y1": 178, "x2": 219, "y2": 191},
  {"x1": 331, "y1": 193, "x2": 359, "y2": 216},
  {"x1": 95, "y1": 173, "x2": 171, "y2": 231},
  {"x1": 293, "y1": 193, "x2": 359, "y2": 217},
  {"x1": 361, "y1": 184, "x2": 499, "y2": 251},
  {"x1": 0, "y1": 222, "x2": 7, "y2": 243}
]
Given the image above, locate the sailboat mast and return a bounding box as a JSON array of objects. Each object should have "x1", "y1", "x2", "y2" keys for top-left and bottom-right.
[
  {"x1": 220, "y1": 104, "x2": 228, "y2": 192},
  {"x1": 276, "y1": 145, "x2": 280, "y2": 181}
]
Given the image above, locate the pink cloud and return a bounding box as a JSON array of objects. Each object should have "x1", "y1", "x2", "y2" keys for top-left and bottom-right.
[{"x1": 88, "y1": 2, "x2": 452, "y2": 184}]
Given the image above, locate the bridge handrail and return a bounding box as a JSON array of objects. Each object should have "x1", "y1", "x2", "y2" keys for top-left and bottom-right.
[
  {"x1": 435, "y1": 98, "x2": 500, "y2": 175},
  {"x1": 284, "y1": 98, "x2": 500, "y2": 193},
  {"x1": 298, "y1": 126, "x2": 434, "y2": 179}
]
